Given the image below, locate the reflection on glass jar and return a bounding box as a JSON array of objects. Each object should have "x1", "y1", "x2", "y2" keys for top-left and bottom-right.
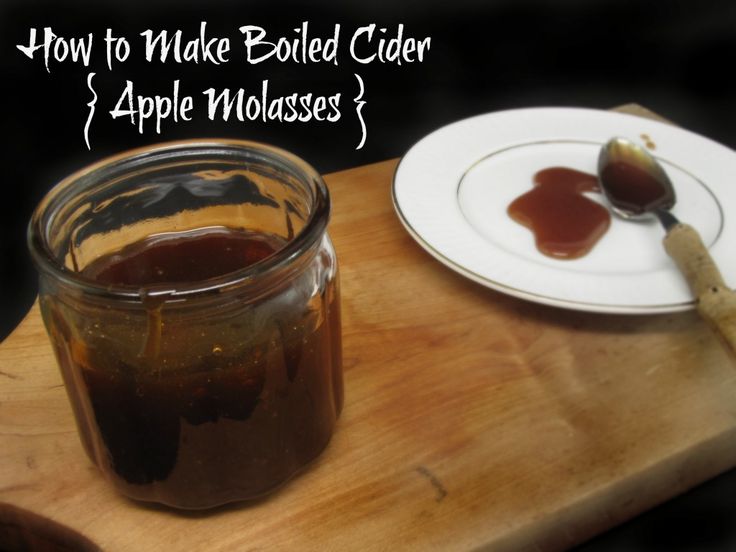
[{"x1": 28, "y1": 140, "x2": 343, "y2": 509}]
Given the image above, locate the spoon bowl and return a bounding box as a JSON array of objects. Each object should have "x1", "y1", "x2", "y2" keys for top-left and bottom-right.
[{"x1": 598, "y1": 137, "x2": 678, "y2": 228}]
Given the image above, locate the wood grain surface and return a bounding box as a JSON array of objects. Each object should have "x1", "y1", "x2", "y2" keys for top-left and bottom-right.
[{"x1": 2, "y1": 123, "x2": 736, "y2": 551}]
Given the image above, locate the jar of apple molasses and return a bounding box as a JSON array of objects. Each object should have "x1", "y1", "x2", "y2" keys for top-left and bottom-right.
[{"x1": 28, "y1": 140, "x2": 343, "y2": 509}]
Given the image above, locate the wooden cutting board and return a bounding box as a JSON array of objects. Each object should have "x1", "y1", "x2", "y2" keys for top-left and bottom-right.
[{"x1": 2, "y1": 109, "x2": 736, "y2": 551}]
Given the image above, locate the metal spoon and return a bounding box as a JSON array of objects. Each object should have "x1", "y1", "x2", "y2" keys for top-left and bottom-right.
[{"x1": 598, "y1": 137, "x2": 736, "y2": 360}]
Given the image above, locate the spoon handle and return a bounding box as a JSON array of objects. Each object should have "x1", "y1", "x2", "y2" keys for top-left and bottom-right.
[{"x1": 663, "y1": 223, "x2": 736, "y2": 361}]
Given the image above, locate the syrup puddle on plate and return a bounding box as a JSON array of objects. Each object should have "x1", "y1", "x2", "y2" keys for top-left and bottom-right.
[{"x1": 507, "y1": 167, "x2": 611, "y2": 260}]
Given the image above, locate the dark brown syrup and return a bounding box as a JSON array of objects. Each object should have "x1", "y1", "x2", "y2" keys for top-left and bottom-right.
[
  {"x1": 599, "y1": 160, "x2": 672, "y2": 215},
  {"x1": 83, "y1": 227, "x2": 280, "y2": 285},
  {"x1": 507, "y1": 167, "x2": 611, "y2": 259},
  {"x1": 48, "y1": 227, "x2": 342, "y2": 508}
]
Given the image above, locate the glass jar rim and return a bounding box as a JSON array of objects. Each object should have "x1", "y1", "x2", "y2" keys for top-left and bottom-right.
[{"x1": 27, "y1": 139, "x2": 331, "y2": 303}]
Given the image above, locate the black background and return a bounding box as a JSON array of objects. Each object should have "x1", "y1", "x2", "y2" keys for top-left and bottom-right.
[{"x1": 2, "y1": 0, "x2": 736, "y2": 549}]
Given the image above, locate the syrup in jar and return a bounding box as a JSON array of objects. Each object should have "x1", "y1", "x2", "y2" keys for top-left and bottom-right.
[{"x1": 30, "y1": 141, "x2": 343, "y2": 509}]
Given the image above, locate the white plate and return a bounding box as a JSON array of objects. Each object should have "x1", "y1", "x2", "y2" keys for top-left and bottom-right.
[{"x1": 392, "y1": 107, "x2": 736, "y2": 314}]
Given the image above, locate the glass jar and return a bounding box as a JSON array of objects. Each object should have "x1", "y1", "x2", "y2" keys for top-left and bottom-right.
[{"x1": 28, "y1": 140, "x2": 343, "y2": 509}]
